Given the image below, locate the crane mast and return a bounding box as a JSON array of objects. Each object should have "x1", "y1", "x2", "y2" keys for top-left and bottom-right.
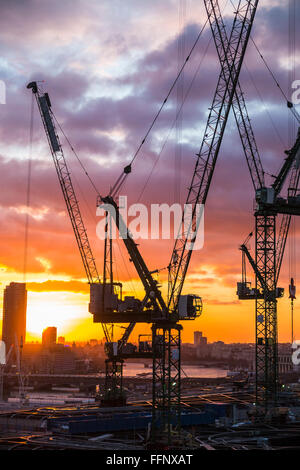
[
  {"x1": 254, "y1": 131, "x2": 300, "y2": 409},
  {"x1": 237, "y1": 130, "x2": 300, "y2": 411}
]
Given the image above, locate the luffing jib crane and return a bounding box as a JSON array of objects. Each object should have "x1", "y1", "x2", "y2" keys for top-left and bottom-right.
[
  {"x1": 206, "y1": 0, "x2": 300, "y2": 412},
  {"x1": 237, "y1": 129, "x2": 300, "y2": 410},
  {"x1": 95, "y1": 0, "x2": 259, "y2": 445}
]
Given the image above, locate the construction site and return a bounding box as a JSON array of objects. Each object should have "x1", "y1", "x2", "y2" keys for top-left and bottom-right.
[{"x1": 1, "y1": 0, "x2": 300, "y2": 454}]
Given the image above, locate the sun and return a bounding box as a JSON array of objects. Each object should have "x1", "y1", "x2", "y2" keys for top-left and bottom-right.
[{"x1": 26, "y1": 290, "x2": 90, "y2": 340}]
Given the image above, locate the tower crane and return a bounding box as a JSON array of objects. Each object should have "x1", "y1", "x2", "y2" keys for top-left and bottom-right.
[
  {"x1": 95, "y1": 0, "x2": 259, "y2": 445},
  {"x1": 28, "y1": 0, "x2": 259, "y2": 446},
  {"x1": 237, "y1": 130, "x2": 300, "y2": 410},
  {"x1": 156, "y1": 0, "x2": 259, "y2": 442},
  {"x1": 205, "y1": 0, "x2": 300, "y2": 412}
]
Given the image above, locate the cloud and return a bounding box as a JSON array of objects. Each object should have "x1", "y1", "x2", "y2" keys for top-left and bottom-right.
[
  {"x1": 26, "y1": 280, "x2": 89, "y2": 293},
  {"x1": 207, "y1": 299, "x2": 240, "y2": 306}
]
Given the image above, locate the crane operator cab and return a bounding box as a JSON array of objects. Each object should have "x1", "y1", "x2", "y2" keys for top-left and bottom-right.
[
  {"x1": 178, "y1": 294, "x2": 203, "y2": 319},
  {"x1": 89, "y1": 283, "x2": 159, "y2": 323},
  {"x1": 237, "y1": 281, "x2": 284, "y2": 300},
  {"x1": 255, "y1": 187, "x2": 275, "y2": 208},
  {"x1": 89, "y1": 283, "x2": 119, "y2": 315}
]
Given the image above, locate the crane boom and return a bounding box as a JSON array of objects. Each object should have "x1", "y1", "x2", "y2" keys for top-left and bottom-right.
[
  {"x1": 237, "y1": 121, "x2": 300, "y2": 408},
  {"x1": 168, "y1": 0, "x2": 259, "y2": 313},
  {"x1": 272, "y1": 128, "x2": 300, "y2": 196},
  {"x1": 276, "y1": 132, "x2": 300, "y2": 283},
  {"x1": 240, "y1": 243, "x2": 266, "y2": 288},
  {"x1": 100, "y1": 195, "x2": 168, "y2": 316},
  {"x1": 26, "y1": 82, "x2": 115, "y2": 345},
  {"x1": 27, "y1": 81, "x2": 100, "y2": 285}
]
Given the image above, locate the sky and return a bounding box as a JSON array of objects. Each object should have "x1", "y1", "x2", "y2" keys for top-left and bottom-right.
[{"x1": 0, "y1": 0, "x2": 299, "y2": 344}]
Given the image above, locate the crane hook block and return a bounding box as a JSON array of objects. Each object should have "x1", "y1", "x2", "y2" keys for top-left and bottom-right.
[
  {"x1": 124, "y1": 164, "x2": 131, "y2": 174},
  {"x1": 27, "y1": 81, "x2": 38, "y2": 94}
]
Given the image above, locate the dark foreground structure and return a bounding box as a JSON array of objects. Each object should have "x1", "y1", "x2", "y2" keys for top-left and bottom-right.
[{"x1": 1, "y1": 384, "x2": 300, "y2": 450}]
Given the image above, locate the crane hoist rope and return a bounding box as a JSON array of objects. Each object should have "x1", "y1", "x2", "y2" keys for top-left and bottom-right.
[
  {"x1": 249, "y1": 36, "x2": 300, "y2": 125},
  {"x1": 52, "y1": 111, "x2": 101, "y2": 195},
  {"x1": 109, "y1": 17, "x2": 210, "y2": 199},
  {"x1": 137, "y1": 33, "x2": 213, "y2": 204},
  {"x1": 23, "y1": 92, "x2": 35, "y2": 282}
]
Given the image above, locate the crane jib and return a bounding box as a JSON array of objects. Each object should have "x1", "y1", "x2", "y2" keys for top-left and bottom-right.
[{"x1": 38, "y1": 95, "x2": 60, "y2": 153}]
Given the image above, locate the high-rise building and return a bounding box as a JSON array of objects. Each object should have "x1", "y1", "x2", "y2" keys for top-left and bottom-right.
[
  {"x1": 194, "y1": 331, "x2": 203, "y2": 346},
  {"x1": 194, "y1": 331, "x2": 207, "y2": 346},
  {"x1": 57, "y1": 336, "x2": 65, "y2": 345},
  {"x1": 2, "y1": 282, "x2": 27, "y2": 350},
  {"x1": 42, "y1": 327, "x2": 57, "y2": 348}
]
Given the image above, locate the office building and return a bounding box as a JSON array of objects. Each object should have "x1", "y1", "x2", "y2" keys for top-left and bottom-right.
[
  {"x1": 2, "y1": 282, "x2": 27, "y2": 350},
  {"x1": 194, "y1": 331, "x2": 207, "y2": 346},
  {"x1": 42, "y1": 327, "x2": 57, "y2": 348}
]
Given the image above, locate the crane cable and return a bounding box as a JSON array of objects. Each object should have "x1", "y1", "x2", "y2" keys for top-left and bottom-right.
[
  {"x1": 174, "y1": 0, "x2": 187, "y2": 205},
  {"x1": 52, "y1": 111, "x2": 101, "y2": 195},
  {"x1": 228, "y1": 0, "x2": 300, "y2": 124},
  {"x1": 46, "y1": 7, "x2": 217, "y2": 202},
  {"x1": 137, "y1": 32, "x2": 213, "y2": 204},
  {"x1": 37, "y1": 4, "x2": 300, "y2": 207},
  {"x1": 44, "y1": 18, "x2": 208, "y2": 204},
  {"x1": 250, "y1": 36, "x2": 300, "y2": 123},
  {"x1": 109, "y1": 16, "x2": 210, "y2": 199},
  {"x1": 251, "y1": 37, "x2": 300, "y2": 125},
  {"x1": 23, "y1": 92, "x2": 34, "y2": 282},
  {"x1": 118, "y1": 0, "x2": 300, "y2": 202},
  {"x1": 288, "y1": 0, "x2": 297, "y2": 344}
]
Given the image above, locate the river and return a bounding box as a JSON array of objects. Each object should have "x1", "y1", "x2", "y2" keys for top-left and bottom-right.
[{"x1": 123, "y1": 362, "x2": 228, "y2": 378}]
